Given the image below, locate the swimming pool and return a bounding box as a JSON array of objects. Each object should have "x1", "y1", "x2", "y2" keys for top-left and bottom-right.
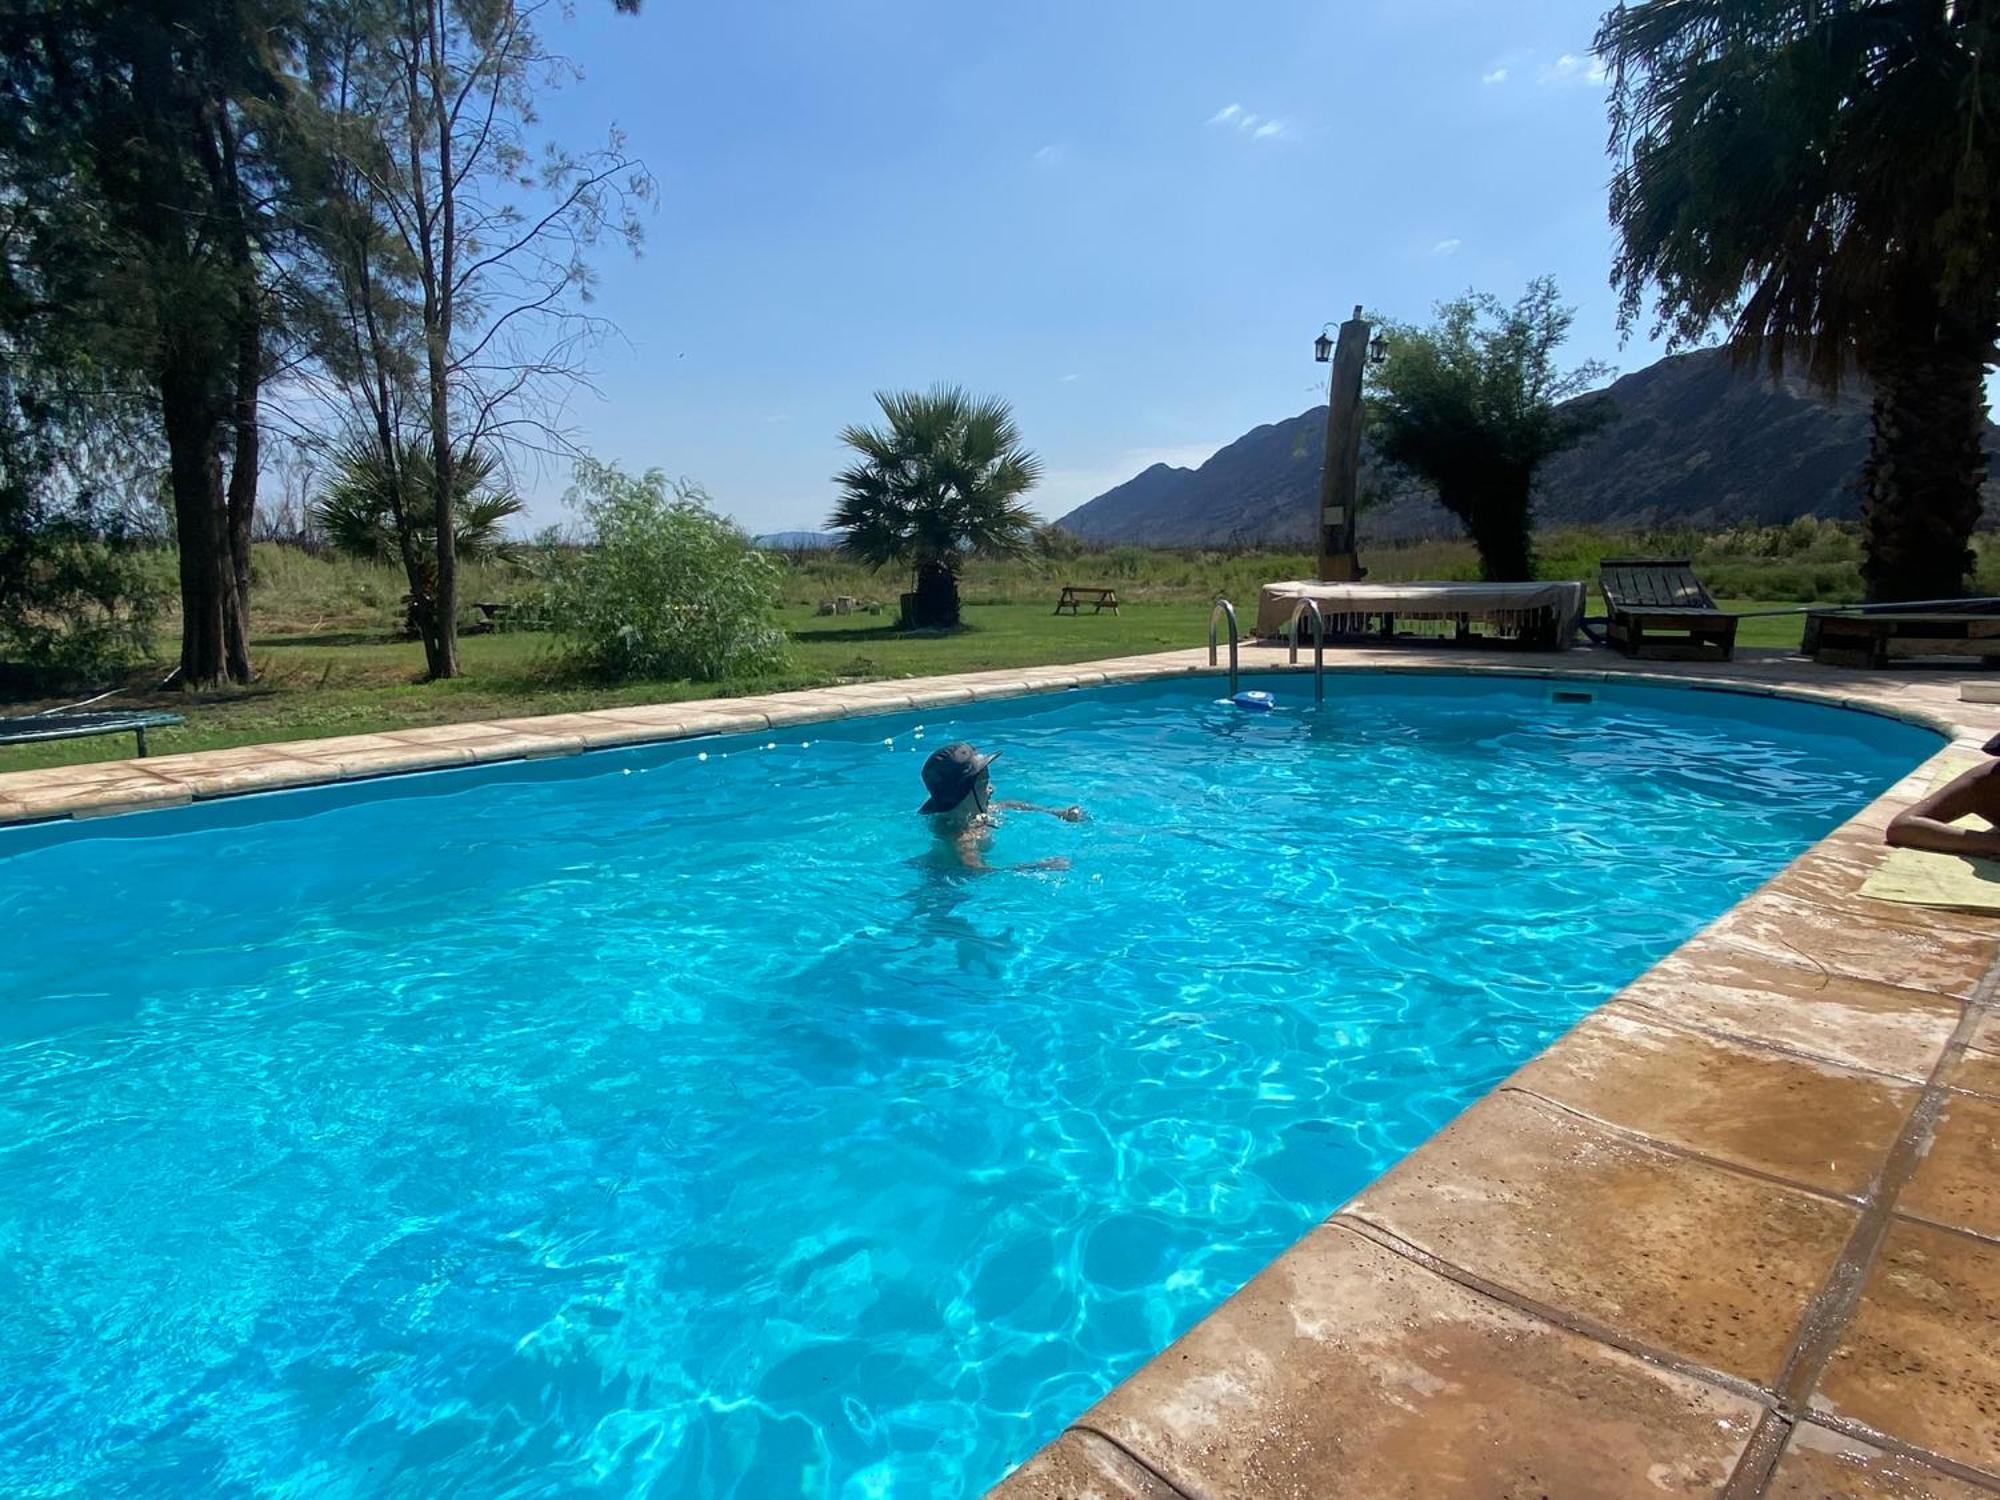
[{"x1": 0, "y1": 672, "x2": 1935, "y2": 1497}]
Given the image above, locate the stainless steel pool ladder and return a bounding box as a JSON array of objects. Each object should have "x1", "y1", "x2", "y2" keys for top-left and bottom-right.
[
  {"x1": 1288, "y1": 597, "x2": 1328, "y2": 704},
  {"x1": 1208, "y1": 598, "x2": 1239, "y2": 695}
]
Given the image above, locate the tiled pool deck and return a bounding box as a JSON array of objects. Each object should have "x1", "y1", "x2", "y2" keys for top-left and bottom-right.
[{"x1": 4, "y1": 643, "x2": 1997, "y2": 1496}]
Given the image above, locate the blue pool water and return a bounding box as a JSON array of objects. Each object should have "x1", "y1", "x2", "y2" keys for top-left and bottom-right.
[{"x1": 0, "y1": 673, "x2": 1933, "y2": 1497}]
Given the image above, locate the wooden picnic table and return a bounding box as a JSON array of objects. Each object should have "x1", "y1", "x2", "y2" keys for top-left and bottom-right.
[{"x1": 1054, "y1": 585, "x2": 1119, "y2": 616}]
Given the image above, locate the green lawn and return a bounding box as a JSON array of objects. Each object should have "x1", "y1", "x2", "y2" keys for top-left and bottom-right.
[
  {"x1": 0, "y1": 603, "x2": 1211, "y2": 771},
  {"x1": 0, "y1": 595, "x2": 1816, "y2": 774}
]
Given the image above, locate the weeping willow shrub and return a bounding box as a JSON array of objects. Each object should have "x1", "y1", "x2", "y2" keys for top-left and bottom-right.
[{"x1": 540, "y1": 461, "x2": 790, "y2": 683}]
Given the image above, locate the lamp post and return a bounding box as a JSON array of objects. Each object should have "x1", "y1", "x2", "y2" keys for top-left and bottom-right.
[{"x1": 1314, "y1": 305, "x2": 1385, "y2": 582}]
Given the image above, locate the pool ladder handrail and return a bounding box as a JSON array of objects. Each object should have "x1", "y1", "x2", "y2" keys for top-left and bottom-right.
[
  {"x1": 1208, "y1": 598, "x2": 1239, "y2": 695},
  {"x1": 1287, "y1": 597, "x2": 1328, "y2": 704}
]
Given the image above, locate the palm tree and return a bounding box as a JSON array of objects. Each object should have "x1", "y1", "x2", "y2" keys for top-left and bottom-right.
[
  {"x1": 1598, "y1": 1, "x2": 1999, "y2": 602},
  {"x1": 312, "y1": 440, "x2": 526, "y2": 567},
  {"x1": 830, "y1": 386, "x2": 1042, "y2": 628}
]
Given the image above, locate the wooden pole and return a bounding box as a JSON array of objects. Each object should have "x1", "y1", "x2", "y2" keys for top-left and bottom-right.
[{"x1": 1316, "y1": 304, "x2": 1371, "y2": 582}]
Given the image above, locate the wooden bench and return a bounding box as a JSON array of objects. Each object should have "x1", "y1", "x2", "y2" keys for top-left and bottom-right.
[
  {"x1": 0, "y1": 710, "x2": 184, "y2": 758},
  {"x1": 1804, "y1": 607, "x2": 2000, "y2": 668},
  {"x1": 1054, "y1": 585, "x2": 1119, "y2": 616},
  {"x1": 1600, "y1": 558, "x2": 1738, "y2": 661}
]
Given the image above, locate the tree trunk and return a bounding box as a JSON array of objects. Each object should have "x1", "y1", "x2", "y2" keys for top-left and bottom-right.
[
  {"x1": 212, "y1": 91, "x2": 257, "y2": 683},
  {"x1": 159, "y1": 360, "x2": 234, "y2": 691},
  {"x1": 222, "y1": 321, "x2": 258, "y2": 684},
  {"x1": 420, "y1": 0, "x2": 460, "y2": 681},
  {"x1": 1859, "y1": 312, "x2": 1992, "y2": 603},
  {"x1": 1450, "y1": 477, "x2": 1536, "y2": 582},
  {"x1": 911, "y1": 560, "x2": 961, "y2": 628}
]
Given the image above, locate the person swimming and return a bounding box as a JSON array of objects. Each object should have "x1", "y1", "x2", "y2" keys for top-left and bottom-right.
[
  {"x1": 1885, "y1": 732, "x2": 2000, "y2": 857},
  {"x1": 917, "y1": 741, "x2": 1082, "y2": 871}
]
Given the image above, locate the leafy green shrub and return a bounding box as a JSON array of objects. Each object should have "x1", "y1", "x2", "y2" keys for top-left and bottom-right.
[
  {"x1": 0, "y1": 529, "x2": 170, "y2": 679},
  {"x1": 540, "y1": 462, "x2": 790, "y2": 682}
]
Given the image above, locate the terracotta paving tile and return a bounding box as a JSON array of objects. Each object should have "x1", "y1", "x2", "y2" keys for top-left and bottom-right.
[
  {"x1": 577, "y1": 703, "x2": 699, "y2": 732},
  {"x1": 279, "y1": 731, "x2": 474, "y2": 775},
  {"x1": 964, "y1": 678, "x2": 1038, "y2": 700},
  {"x1": 697, "y1": 694, "x2": 850, "y2": 729},
  {"x1": 1815, "y1": 1219, "x2": 2000, "y2": 1475},
  {"x1": 1954, "y1": 1047, "x2": 2000, "y2": 1099},
  {"x1": 142, "y1": 755, "x2": 334, "y2": 798},
  {"x1": 481, "y1": 712, "x2": 669, "y2": 747},
  {"x1": 1771, "y1": 847, "x2": 2000, "y2": 937},
  {"x1": 1077, "y1": 1223, "x2": 1762, "y2": 1500},
  {"x1": 1767, "y1": 1422, "x2": 2000, "y2": 1498},
  {"x1": 1900, "y1": 1093, "x2": 2000, "y2": 1241},
  {"x1": 1704, "y1": 891, "x2": 1997, "y2": 999},
  {"x1": 815, "y1": 686, "x2": 919, "y2": 711},
  {"x1": 652, "y1": 707, "x2": 775, "y2": 735},
  {"x1": 1769, "y1": 846, "x2": 2000, "y2": 939},
  {"x1": 901, "y1": 683, "x2": 979, "y2": 708},
  {"x1": 132, "y1": 744, "x2": 319, "y2": 774},
  {"x1": 0, "y1": 762, "x2": 190, "y2": 820},
  {"x1": 986, "y1": 1431, "x2": 1179, "y2": 1500},
  {"x1": 382, "y1": 723, "x2": 583, "y2": 761},
  {"x1": 1512, "y1": 1006, "x2": 1918, "y2": 1199},
  {"x1": 0, "y1": 760, "x2": 179, "y2": 791},
  {"x1": 1344, "y1": 1090, "x2": 1859, "y2": 1387},
  {"x1": 1618, "y1": 941, "x2": 1961, "y2": 1082},
  {"x1": 1817, "y1": 821, "x2": 1905, "y2": 862}
]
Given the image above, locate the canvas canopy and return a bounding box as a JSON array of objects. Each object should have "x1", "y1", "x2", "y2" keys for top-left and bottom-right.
[{"x1": 1254, "y1": 580, "x2": 1586, "y2": 643}]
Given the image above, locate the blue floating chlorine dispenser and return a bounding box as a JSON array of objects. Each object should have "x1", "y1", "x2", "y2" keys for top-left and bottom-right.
[{"x1": 1230, "y1": 689, "x2": 1277, "y2": 712}]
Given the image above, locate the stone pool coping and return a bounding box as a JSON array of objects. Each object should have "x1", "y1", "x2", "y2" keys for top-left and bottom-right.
[{"x1": 4, "y1": 644, "x2": 1998, "y2": 1495}]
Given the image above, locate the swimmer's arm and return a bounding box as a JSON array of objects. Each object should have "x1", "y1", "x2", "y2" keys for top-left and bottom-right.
[
  {"x1": 993, "y1": 799, "x2": 1087, "y2": 823},
  {"x1": 1886, "y1": 768, "x2": 2000, "y2": 856}
]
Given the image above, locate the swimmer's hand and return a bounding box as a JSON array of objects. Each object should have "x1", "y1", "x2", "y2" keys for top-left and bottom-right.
[
  {"x1": 1018, "y1": 856, "x2": 1071, "y2": 873},
  {"x1": 996, "y1": 798, "x2": 1087, "y2": 824}
]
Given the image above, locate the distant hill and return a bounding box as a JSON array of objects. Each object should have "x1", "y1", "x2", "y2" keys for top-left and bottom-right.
[{"x1": 1057, "y1": 347, "x2": 2000, "y2": 545}]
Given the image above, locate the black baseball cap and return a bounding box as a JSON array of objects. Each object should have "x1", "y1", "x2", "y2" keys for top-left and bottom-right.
[{"x1": 918, "y1": 741, "x2": 999, "y2": 814}]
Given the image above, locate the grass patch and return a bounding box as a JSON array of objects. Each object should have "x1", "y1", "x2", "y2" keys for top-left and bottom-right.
[{"x1": 0, "y1": 603, "x2": 1210, "y2": 770}]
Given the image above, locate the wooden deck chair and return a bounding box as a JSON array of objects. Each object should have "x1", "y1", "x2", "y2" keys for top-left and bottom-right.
[{"x1": 1599, "y1": 558, "x2": 1739, "y2": 661}]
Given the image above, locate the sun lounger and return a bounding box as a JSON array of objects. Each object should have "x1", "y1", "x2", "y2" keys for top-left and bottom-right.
[{"x1": 1599, "y1": 558, "x2": 1738, "y2": 661}]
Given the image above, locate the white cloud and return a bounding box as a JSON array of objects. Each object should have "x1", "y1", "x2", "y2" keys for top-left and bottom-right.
[
  {"x1": 1032, "y1": 143, "x2": 1067, "y2": 165},
  {"x1": 1481, "y1": 66, "x2": 1508, "y2": 85},
  {"x1": 1208, "y1": 103, "x2": 1288, "y2": 141},
  {"x1": 1541, "y1": 52, "x2": 1608, "y2": 85},
  {"x1": 1431, "y1": 238, "x2": 1462, "y2": 257}
]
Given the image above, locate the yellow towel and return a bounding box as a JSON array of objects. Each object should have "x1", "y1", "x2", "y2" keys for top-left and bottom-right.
[
  {"x1": 1859, "y1": 753, "x2": 2000, "y2": 914},
  {"x1": 1861, "y1": 847, "x2": 2000, "y2": 914}
]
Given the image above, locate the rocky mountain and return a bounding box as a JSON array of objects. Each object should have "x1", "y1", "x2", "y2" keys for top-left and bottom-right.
[{"x1": 1057, "y1": 347, "x2": 2000, "y2": 545}]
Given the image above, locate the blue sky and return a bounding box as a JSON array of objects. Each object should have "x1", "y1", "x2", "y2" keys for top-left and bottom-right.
[{"x1": 534, "y1": 0, "x2": 1658, "y2": 534}]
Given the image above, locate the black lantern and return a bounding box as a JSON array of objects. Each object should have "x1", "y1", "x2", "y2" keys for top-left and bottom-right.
[
  {"x1": 1313, "y1": 330, "x2": 1334, "y2": 363},
  {"x1": 1368, "y1": 333, "x2": 1388, "y2": 367}
]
